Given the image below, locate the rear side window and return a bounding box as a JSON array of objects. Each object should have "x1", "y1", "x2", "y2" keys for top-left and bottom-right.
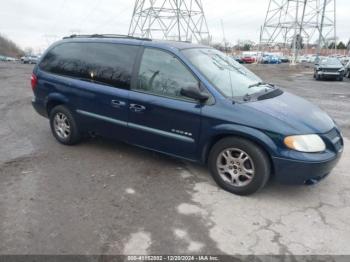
[{"x1": 39, "y1": 42, "x2": 138, "y2": 89}]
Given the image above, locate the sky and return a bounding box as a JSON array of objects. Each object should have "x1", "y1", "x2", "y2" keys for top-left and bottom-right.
[{"x1": 0, "y1": 0, "x2": 349, "y2": 53}]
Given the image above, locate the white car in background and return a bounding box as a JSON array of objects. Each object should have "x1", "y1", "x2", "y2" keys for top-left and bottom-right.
[
  {"x1": 297, "y1": 56, "x2": 308, "y2": 63},
  {"x1": 23, "y1": 55, "x2": 39, "y2": 64}
]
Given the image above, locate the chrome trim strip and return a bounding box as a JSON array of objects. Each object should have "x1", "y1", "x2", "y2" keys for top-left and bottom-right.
[
  {"x1": 76, "y1": 109, "x2": 127, "y2": 127},
  {"x1": 128, "y1": 122, "x2": 194, "y2": 143},
  {"x1": 76, "y1": 109, "x2": 195, "y2": 143}
]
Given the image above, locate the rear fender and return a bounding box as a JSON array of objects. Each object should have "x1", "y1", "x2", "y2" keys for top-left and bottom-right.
[{"x1": 45, "y1": 93, "x2": 70, "y2": 114}]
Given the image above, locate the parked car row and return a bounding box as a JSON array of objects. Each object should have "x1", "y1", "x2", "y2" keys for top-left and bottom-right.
[
  {"x1": 261, "y1": 54, "x2": 282, "y2": 64},
  {"x1": 231, "y1": 52, "x2": 349, "y2": 81},
  {"x1": 0, "y1": 54, "x2": 41, "y2": 64},
  {"x1": 231, "y1": 54, "x2": 289, "y2": 64},
  {"x1": 0, "y1": 55, "x2": 18, "y2": 62}
]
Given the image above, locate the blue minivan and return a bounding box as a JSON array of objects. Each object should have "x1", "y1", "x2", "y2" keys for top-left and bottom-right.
[{"x1": 31, "y1": 35, "x2": 343, "y2": 195}]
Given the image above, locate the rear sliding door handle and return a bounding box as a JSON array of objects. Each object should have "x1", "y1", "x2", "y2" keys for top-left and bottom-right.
[
  {"x1": 129, "y1": 104, "x2": 146, "y2": 112},
  {"x1": 111, "y1": 100, "x2": 126, "y2": 107}
]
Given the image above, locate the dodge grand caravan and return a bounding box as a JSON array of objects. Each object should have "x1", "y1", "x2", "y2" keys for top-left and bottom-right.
[{"x1": 31, "y1": 34, "x2": 344, "y2": 195}]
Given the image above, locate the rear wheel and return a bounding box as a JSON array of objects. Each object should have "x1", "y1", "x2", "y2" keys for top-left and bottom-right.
[
  {"x1": 49, "y1": 105, "x2": 81, "y2": 145},
  {"x1": 208, "y1": 137, "x2": 270, "y2": 196}
]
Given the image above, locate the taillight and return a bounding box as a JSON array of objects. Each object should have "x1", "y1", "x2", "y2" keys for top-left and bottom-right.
[{"x1": 31, "y1": 74, "x2": 37, "y2": 90}]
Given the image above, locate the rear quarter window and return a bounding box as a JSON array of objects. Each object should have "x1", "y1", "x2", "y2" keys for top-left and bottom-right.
[{"x1": 39, "y1": 42, "x2": 139, "y2": 89}]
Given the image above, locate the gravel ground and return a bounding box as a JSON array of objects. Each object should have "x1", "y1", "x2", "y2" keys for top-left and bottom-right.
[{"x1": 0, "y1": 61, "x2": 349, "y2": 256}]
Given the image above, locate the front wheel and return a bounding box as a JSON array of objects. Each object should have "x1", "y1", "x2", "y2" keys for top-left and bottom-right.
[
  {"x1": 208, "y1": 137, "x2": 270, "y2": 196},
  {"x1": 49, "y1": 105, "x2": 81, "y2": 145}
]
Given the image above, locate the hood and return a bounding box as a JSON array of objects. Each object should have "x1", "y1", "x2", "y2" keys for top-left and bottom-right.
[
  {"x1": 244, "y1": 91, "x2": 334, "y2": 134},
  {"x1": 318, "y1": 65, "x2": 343, "y2": 69}
]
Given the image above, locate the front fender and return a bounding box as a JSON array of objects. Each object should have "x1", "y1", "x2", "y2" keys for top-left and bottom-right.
[{"x1": 200, "y1": 124, "x2": 279, "y2": 163}]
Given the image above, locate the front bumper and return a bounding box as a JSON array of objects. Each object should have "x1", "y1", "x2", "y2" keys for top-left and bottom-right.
[
  {"x1": 272, "y1": 153, "x2": 342, "y2": 184},
  {"x1": 317, "y1": 71, "x2": 342, "y2": 77},
  {"x1": 272, "y1": 128, "x2": 343, "y2": 185}
]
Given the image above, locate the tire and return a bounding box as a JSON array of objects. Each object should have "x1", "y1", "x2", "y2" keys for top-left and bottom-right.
[
  {"x1": 338, "y1": 76, "x2": 343, "y2": 81},
  {"x1": 208, "y1": 137, "x2": 270, "y2": 196},
  {"x1": 49, "y1": 105, "x2": 81, "y2": 145}
]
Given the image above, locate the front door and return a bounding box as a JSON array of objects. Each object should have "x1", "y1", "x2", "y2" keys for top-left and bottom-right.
[{"x1": 128, "y1": 47, "x2": 202, "y2": 160}]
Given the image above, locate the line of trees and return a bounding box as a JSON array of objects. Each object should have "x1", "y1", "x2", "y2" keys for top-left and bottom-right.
[
  {"x1": 328, "y1": 41, "x2": 349, "y2": 49},
  {"x1": 0, "y1": 34, "x2": 24, "y2": 57}
]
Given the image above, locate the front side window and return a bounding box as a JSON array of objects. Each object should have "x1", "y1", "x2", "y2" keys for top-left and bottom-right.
[
  {"x1": 134, "y1": 48, "x2": 199, "y2": 100},
  {"x1": 182, "y1": 48, "x2": 275, "y2": 100},
  {"x1": 39, "y1": 42, "x2": 138, "y2": 89}
]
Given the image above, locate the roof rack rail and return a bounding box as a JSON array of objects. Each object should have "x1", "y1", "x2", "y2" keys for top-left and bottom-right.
[{"x1": 62, "y1": 34, "x2": 152, "y2": 41}]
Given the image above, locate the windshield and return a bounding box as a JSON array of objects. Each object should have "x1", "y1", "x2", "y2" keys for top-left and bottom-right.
[
  {"x1": 182, "y1": 48, "x2": 274, "y2": 99},
  {"x1": 320, "y1": 58, "x2": 342, "y2": 66}
]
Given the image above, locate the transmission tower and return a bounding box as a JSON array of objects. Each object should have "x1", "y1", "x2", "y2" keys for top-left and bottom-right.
[
  {"x1": 259, "y1": 0, "x2": 336, "y2": 63},
  {"x1": 128, "y1": 0, "x2": 211, "y2": 44}
]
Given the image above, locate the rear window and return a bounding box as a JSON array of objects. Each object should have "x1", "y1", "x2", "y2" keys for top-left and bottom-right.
[{"x1": 39, "y1": 42, "x2": 139, "y2": 89}]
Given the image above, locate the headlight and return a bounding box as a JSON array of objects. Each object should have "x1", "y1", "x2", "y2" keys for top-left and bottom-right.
[{"x1": 284, "y1": 134, "x2": 326, "y2": 153}]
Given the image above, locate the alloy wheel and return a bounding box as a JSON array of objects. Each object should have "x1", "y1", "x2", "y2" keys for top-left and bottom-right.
[
  {"x1": 216, "y1": 148, "x2": 255, "y2": 187},
  {"x1": 53, "y1": 112, "x2": 71, "y2": 140}
]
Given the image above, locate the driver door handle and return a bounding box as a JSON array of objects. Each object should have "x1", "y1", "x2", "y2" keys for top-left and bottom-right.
[
  {"x1": 111, "y1": 100, "x2": 126, "y2": 108},
  {"x1": 129, "y1": 103, "x2": 146, "y2": 112}
]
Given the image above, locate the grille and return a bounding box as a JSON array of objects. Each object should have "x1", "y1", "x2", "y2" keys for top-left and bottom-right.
[
  {"x1": 323, "y1": 128, "x2": 343, "y2": 152},
  {"x1": 323, "y1": 68, "x2": 340, "y2": 73}
]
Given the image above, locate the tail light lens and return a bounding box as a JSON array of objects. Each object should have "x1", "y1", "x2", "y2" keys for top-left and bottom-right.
[{"x1": 31, "y1": 74, "x2": 38, "y2": 90}]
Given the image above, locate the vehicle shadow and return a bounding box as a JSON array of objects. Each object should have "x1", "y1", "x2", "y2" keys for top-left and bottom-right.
[{"x1": 84, "y1": 136, "x2": 327, "y2": 202}]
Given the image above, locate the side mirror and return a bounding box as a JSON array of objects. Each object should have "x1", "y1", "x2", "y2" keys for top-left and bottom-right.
[{"x1": 180, "y1": 85, "x2": 209, "y2": 102}]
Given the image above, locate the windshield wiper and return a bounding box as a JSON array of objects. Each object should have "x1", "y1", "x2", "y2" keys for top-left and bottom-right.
[
  {"x1": 243, "y1": 93, "x2": 251, "y2": 102},
  {"x1": 248, "y1": 81, "x2": 267, "y2": 89}
]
